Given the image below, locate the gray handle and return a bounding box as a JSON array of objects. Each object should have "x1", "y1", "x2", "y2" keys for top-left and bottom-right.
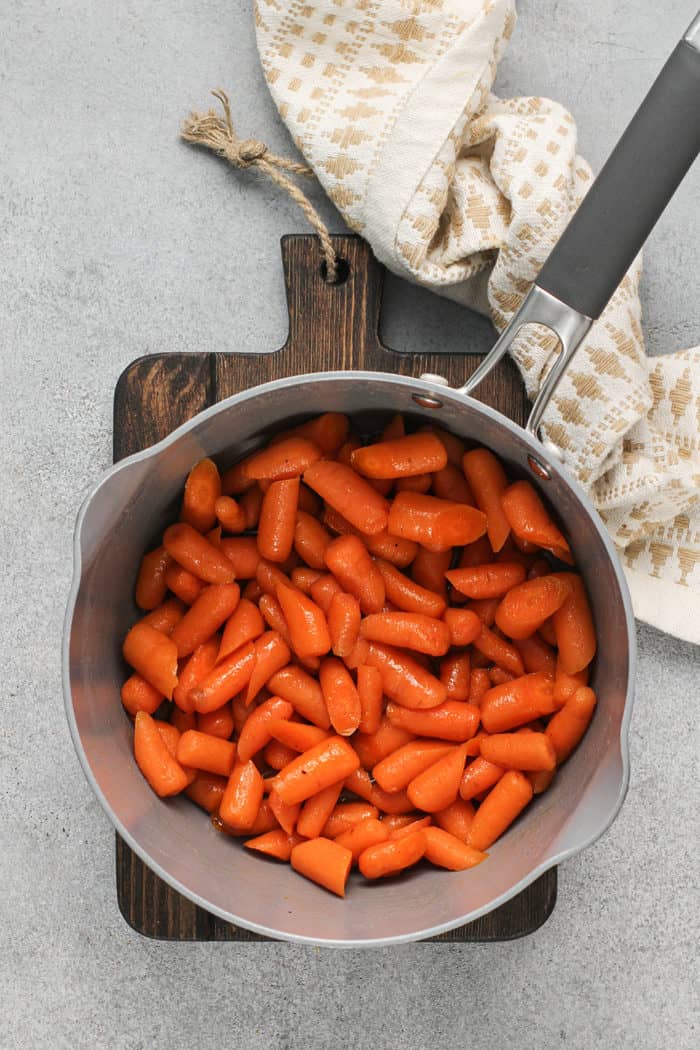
[{"x1": 537, "y1": 33, "x2": 700, "y2": 320}]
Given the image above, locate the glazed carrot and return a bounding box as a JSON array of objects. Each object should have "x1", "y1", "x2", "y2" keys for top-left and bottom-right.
[
  {"x1": 140, "y1": 597, "x2": 186, "y2": 635},
  {"x1": 515, "y1": 633, "x2": 556, "y2": 676},
  {"x1": 431, "y1": 463, "x2": 474, "y2": 503},
  {"x1": 322, "y1": 802, "x2": 379, "y2": 838},
  {"x1": 494, "y1": 574, "x2": 572, "y2": 640},
  {"x1": 360, "y1": 612, "x2": 450, "y2": 657},
  {"x1": 181, "y1": 458, "x2": 221, "y2": 533},
  {"x1": 489, "y1": 667, "x2": 514, "y2": 686},
  {"x1": 123, "y1": 622, "x2": 178, "y2": 700},
  {"x1": 237, "y1": 696, "x2": 294, "y2": 762},
  {"x1": 133, "y1": 711, "x2": 189, "y2": 797},
  {"x1": 319, "y1": 656, "x2": 361, "y2": 736},
  {"x1": 422, "y1": 826, "x2": 487, "y2": 870},
  {"x1": 297, "y1": 484, "x2": 321, "y2": 517},
  {"x1": 218, "y1": 598, "x2": 265, "y2": 663},
  {"x1": 197, "y1": 701, "x2": 234, "y2": 739},
  {"x1": 443, "y1": 608, "x2": 482, "y2": 647},
  {"x1": 553, "y1": 659, "x2": 589, "y2": 707},
  {"x1": 246, "y1": 631, "x2": 292, "y2": 705},
  {"x1": 459, "y1": 757, "x2": 504, "y2": 800},
  {"x1": 446, "y1": 562, "x2": 526, "y2": 600},
  {"x1": 388, "y1": 492, "x2": 487, "y2": 551},
  {"x1": 220, "y1": 458, "x2": 254, "y2": 496},
  {"x1": 385, "y1": 700, "x2": 480, "y2": 742},
  {"x1": 291, "y1": 837, "x2": 352, "y2": 897},
  {"x1": 363, "y1": 641, "x2": 445, "y2": 711},
  {"x1": 231, "y1": 694, "x2": 250, "y2": 736},
  {"x1": 272, "y1": 736, "x2": 360, "y2": 806},
  {"x1": 267, "y1": 666, "x2": 331, "y2": 730},
  {"x1": 358, "y1": 830, "x2": 426, "y2": 879},
  {"x1": 242, "y1": 437, "x2": 322, "y2": 482},
  {"x1": 529, "y1": 768, "x2": 556, "y2": 794},
  {"x1": 440, "y1": 652, "x2": 471, "y2": 702},
  {"x1": 389, "y1": 815, "x2": 432, "y2": 840},
  {"x1": 268, "y1": 719, "x2": 329, "y2": 752},
  {"x1": 337, "y1": 437, "x2": 361, "y2": 467},
  {"x1": 290, "y1": 567, "x2": 324, "y2": 593},
  {"x1": 378, "y1": 814, "x2": 417, "y2": 833},
  {"x1": 480, "y1": 732, "x2": 556, "y2": 772},
  {"x1": 323, "y1": 510, "x2": 418, "y2": 568},
  {"x1": 206, "y1": 525, "x2": 223, "y2": 549},
  {"x1": 258, "y1": 594, "x2": 293, "y2": 649},
  {"x1": 189, "y1": 640, "x2": 256, "y2": 714},
  {"x1": 218, "y1": 760, "x2": 266, "y2": 830},
  {"x1": 351, "y1": 719, "x2": 415, "y2": 769},
  {"x1": 263, "y1": 739, "x2": 297, "y2": 771},
  {"x1": 293, "y1": 510, "x2": 332, "y2": 569},
  {"x1": 212, "y1": 797, "x2": 278, "y2": 838},
  {"x1": 468, "y1": 770, "x2": 533, "y2": 850},
  {"x1": 214, "y1": 495, "x2": 246, "y2": 534},
  {"x1": 472, "y1": 624, "x2": 525, "y2": 676},
  {"x1": 279, "y1": 413, "x2": 349, "y2": 456},
  {"x1": 381, "y1": 414, "x2": 405, "y2": 441},
  {"x1": 176, "y1": 730, "x2": 236, "y2": 777},
  {"x1": 267, "y1": 788, "x2": 301, "y2": 835},
  {"x1": 169, "y1": 583, "x2": 240, "y2": 658},
  {"x1": 434, "y1": 798, "x2": 475, "y2": 843},
  {"x1": 173, "y1": 638, "x2": 220, "y2": 712},
  {"x1": 244, "y1": 829, "x2": 303, "y2": 862},
  {"x1": 406, "y1": 744, "x2": 469, "y2": 812},
  {"x1": 375, "y1": 558, "x2": 446, "y2": 617},
  {"x1": 220, "y1": 537, "x2": 260, "y2": 579},
  {"x1": 335, "y1": 817, "x2": 389, "y2": 862},
  {"x1": 552, "y1": 574, "x2": 596, "y2": 674},
  {"x1": 324, "y1": 534, "x2": 385, "y2": 614},
  {"x1": 342, "y1": 637, "x2": 370, "y2": 671},
  {"x1": 480, "y1": 672, "x2": 555, "y2": 733},
  {"x1": 459, "y1": 536, "x2": 494, "y2": 569},
  {"x1": 411, "y1": 547, "x2": 451, "y2": 598},
  {"x1": 469, "y1": 668, "x2": 492, "y2": 706},
  {"x1": 500, "y1": 481, "x2": 571, "y2": 559},
  {"x1": 255, "y1": 557, "x2": 296, "y2": 593},
  {"x1": 121, "y1": 674, "x2": 162, "y2": 716},
  {"x1": 135, "y1": 547, "x2": 171, "y2": 610},
  {"x1": 466, "y1": 597, "x2": 500, "y2": 625},
  {"x1": 163, "y1": 523, "x2": 236, "y2": 585},
  {"x1": 327, "y1": 592, "x2": 361, "y2": 658},
  {"x1": 164, "y1": 563, "x2": 203, "y2": 605},
  {"x1": 171, "y1": 707, "x2": 197, "y2": 734},
  {"x1": 538, "y1": 617, "x2": 558, "y2": 647},
  {"x1": 394, "y1": 474, "x2": 431, "y2": 494},
  {"x1": 356, "y1": 664, "x2": 383, "y2": 735},
  {"x1": 308, "y1": 573, "x2": 342, "y2": 615},
  {"x1": 303, "y1": 460, "x2": 389, "y2": 535},
  {"x1": 185, "y1": 770, "x2": 227, "y2": 812},
  {"x1": 462, "y1": 448, "x2": 511, "y2": 552},
  {"x1": 546, "y1": 686, "x2": 597, "y2": 763},
  {"x1": 373, "y1": 740, "x2": 453, "y2": 793},
  {"x1": 257, "y1": 477, "x2": 299, "y2": 563},
  {"x1": 351, "y1": 433, "x2": 447, "y2": 479},
  {"x1": 276, "y1": 581, "x2": 331, "y2": 659},
  {"x1": 296, "y1": 780, "x2": 344, "y2": 838}
]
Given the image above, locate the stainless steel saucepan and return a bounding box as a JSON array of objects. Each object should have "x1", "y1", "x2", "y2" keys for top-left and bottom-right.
[{"x1": 64, "y1": 17, "x2": 700, "y2": 945}]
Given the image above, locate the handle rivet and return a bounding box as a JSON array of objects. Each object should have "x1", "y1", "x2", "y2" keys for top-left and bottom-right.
[
  {"x1": 528, "y1": 455, "x2": 552, "y2": 481},
  {"x1": 412, "y1": 392, "x2": 444, "y2": 409}
]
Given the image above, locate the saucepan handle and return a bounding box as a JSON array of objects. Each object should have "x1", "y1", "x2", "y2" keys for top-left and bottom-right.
[{"x1": 460, "y1": 14, "x2": 700, "y2": 441}]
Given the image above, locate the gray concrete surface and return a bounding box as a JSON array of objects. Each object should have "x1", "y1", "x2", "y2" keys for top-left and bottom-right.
[{"x1": 1, "y1": 1, "x2": 698, "y2": 1047}]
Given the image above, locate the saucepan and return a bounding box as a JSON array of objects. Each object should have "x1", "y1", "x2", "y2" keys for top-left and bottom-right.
[{"x1": 64, "y1": 17, "x2": 700, "y2": 945}]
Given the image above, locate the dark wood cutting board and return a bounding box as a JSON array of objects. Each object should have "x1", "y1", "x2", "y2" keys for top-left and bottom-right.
[{"x1": 113, "y1": 234, "x2": 556, "y2": 942}]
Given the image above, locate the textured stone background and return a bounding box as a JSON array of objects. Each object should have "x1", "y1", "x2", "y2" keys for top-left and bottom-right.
[{"x1": 1, "y1": 1, "x2": 698, "y2": 1047}]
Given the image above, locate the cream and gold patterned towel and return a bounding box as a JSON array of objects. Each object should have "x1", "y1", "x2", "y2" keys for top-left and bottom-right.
[{"x1": 254, "y1": 0, "x2": 700, "y2": 643}]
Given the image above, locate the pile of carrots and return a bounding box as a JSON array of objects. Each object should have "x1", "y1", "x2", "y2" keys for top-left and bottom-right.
[{"x1": 121, "y1": 412, "x2": 597, "y2": 898}]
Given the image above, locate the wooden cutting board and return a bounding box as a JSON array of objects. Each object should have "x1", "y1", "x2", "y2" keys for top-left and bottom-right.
[{"x1": 113, "y1": 234, "x2": 556, "y2": 942}]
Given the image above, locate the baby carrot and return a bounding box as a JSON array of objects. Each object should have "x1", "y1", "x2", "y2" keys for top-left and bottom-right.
[
  {"x1": 389, "y1": 815, "x2": 432, "y2": 840},
  {"x1": 335, "y1": 817, "x2": 389, "y2": 862},
  {"x1": 462, "y1": 448, "x2": 511, "y2": 552},
  {"x1": 172, "y1": 709, "x2": 198, "y2": 737},
  {"x1": 388, "y1": 492, "x2": 487, "y2": 551},
  {"x1": 296, "y1": 780, "x2": 344, "y2": 838},
  {"x1": 135, "y1": 547, "x2": 171, "y2": 610},
  {"x1": 395, "y1": 474, "x2": 432, "y2": 494},
  {"x1": 472, "y1": 624, "x2": 525, "y2": 676},
  {"x1": 219, "y1": 760, "x2": 266, "y2": 831},
  {"x1": 123, "y1": 622, "x2": 178, "y2": 700},
  {"x1": 494, "y1": 574, "x2": 572, "y2": 640},
  {"x1": 342, "y1": 637, "x2": 370, "y2": 671},
  {"x1": 480, "y1": 732, "x2": 556, "y2": 772},
  {"x1": 418, "y1": 425, "x2": 465, "y2": 466},
  {"x1": 552, "y1": 574, "x2": 596, "y2": 674},
  {"x1": 173, "y1": 637, "x2": 220, "y2": 712},
  {"x1": 553, "y1": 659, "x2": 589, "y2": 707},
  {"x1": 218, "y1": 598, "x2": 265, "y2": 662},
  {"x1": 185, "y1": 770, "x2": 227, "y2": 813},
  {"x1": 373, "y1": 740, "x2": 453, "y2": 793},
  {"x1": 237, "y1": 696, "x2": 294, "y2": 763},
  {"x1": 257, "y1": 477, "x2": 299, "y2": 563},
  {"x1": 381, "y1": 414, "x2": 405, "y2": 441},
  {"x1": 272, "y1": 736, "x2": 360, "y2": 806},
  {"x1": 469, "y1": 668, "x2": 492, "y2": 706},
  {"x1": 291, "y1": 837, "x2": 353, "y2": 897},
  {"x1": 529, "y1": 768, "x2": 556, "y2": 794},
  {"x1": 264, "y1": 739, "x2": 297, "y2": 771},
  {"x1": 244, "y1": 829, "x2": 303, "y2": 862},
  {"x1": 500, "y1": 480, "x2": 571, "y2": 559},
  {"x1": 219, "y1": 537, "x2": 260, "y2": 579},
  {"x1": 406, "y1": 744, "x2": 469, "y2": 812},
  {"x1": 164, "y1": 563, "x2": 204, "y2": 605},
  {"x1": 297, "y1": 484, "x2": 322, "y2": 517},
  {"x1": 242, "y1": 436, "x2": 322, "y2": 482},
  {"x1": 370, "y1": 783, "x2": 414, "y2": 816},
  {"x1": 163, "y1": 523, "x2": 236, "y2": 584},
  {"x1": 351, "y1": 719, "x2": 415, "y2": 769},
  {"x1": 546, "y1": 686, "x2": 597, "y2": 763},
  {"x1": 291, "y1": 567, "x2": 324, "y2": 593},
  {"x1": 181, "y1": 458, "x2": 221, "y2": 533},
  {"x1": 375, "y1": 558, "x2": 446, "y2": 617},
  {"x1": 467, "y1": 770, "x2": 533, "y2": 851},
  {"x1": 431, "y1": 463, "x2": 474, "y2": 503},
  {"x1": 214, "y1": 496, "x2": 246, "y2": 534},
  {"x1": 319, "y1": 656, "x2": 361, "y2": 736},
  {"x1": 358, "y1": 830, "x2": 426, "y2": 879},
  {"x1": 308, "y1": 573, "x2": 343, "y2": 614},
  {"x1": 480, "y1": 671, "x2": 556, "y2": 732},
  {"x1": 514, "y1": 633, "x2": 556, "y2": 676},
  {"x1": 276, "y1": 581, "x2": 331, "y2": 659},
  {"x1": 434, "y1": 798, "x2": 475, "y2": 843},
  {"x1": 423, "y1": 826, "x2": 487, "y2": 870},
  {"x1": 385, "y1": 700, "x2": 480, "y2": 742},
  {"x1": 258, "y1": 594, "x2": 293, "y2": 649},
  {"x1": 411, "y1": 547, "x2": 451, "y2": 598},
  {"x1": 446, "y1": 562, "x2": 526, "y2": 600},
  {"x1": 323, "y1": 802, "x2": 380, "y2": 838},
  {"x1": 466, "y1": 597, "x2": 500, "y2": 626},
  {"x1": 458, "y1": 536, "x2": 494, "y2": 569},
  {"x1": 169, "y1": 583, "x2": 240, "y2": 658},
  {"x1": 121, "y1": 674, "x2": 163, "y2": 716},
  {"x1": 133, "y1": 711, "x2": 190, "y2": 797},
  {"x1": 443, "y1": 608, "x2": 482, "y2": 647},
  {"x1": 189, "y1": 640, "x2": 256, "y2": 714},
  {"x1": 267, "y1": 665, "x2": 331, "y2": 730},
  {"x1": 176, "y1": 730, "x2": 236, "y2": 777},
  {"x1": 360, "y1": 612, "x2": 450, "y2": 657},
  {"x1": 268, "y1": 719, "x2": 329, "y2": 752},
  {"x1": 139, "y1": 598, "x2": 186, "y2": 636},
  {"x1": 351, "y1": 433, "x2": 447, "y2": 479},
  {"x1": 267, "y1": 788, "x2": 301, "y2": 836},
  {"x1": 459, "y1": 756, "x2": 505, "y2": 800},
  {"x1": 364, "y1": 641, "x2": 446, "y2": 710},
  {"x1": 293, "y1": 510, "x2": 332, "y2": 570},
  {"x1": 246, "y1": 630, "x2": 291, "y2": 705},
  {"x1": 357, "y1": 664, "x2": 383, "y2": 734},
  {"x1": 278, "y1": 412, "x2": 349, "y2": 456},
  {"x1": 197, "y1": 702, "x2": 234, "y2": 739},
  {"x1": 440, "y1": 652, "x2": 472, "y2": 702},
  {"x1": 324, "y1": 534, "x2": 385, "y2": 614},
  {"x1": 328, "y1": 592, "x2": 361, "y2": 658},
  {"x1": 303, "y1": 460, "x2": 389, "y2": 535}
]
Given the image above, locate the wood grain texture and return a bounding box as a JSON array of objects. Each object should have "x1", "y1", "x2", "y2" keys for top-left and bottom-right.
[{"x1": 113, "y1": 234, "x2": 555, "y2": 942}]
